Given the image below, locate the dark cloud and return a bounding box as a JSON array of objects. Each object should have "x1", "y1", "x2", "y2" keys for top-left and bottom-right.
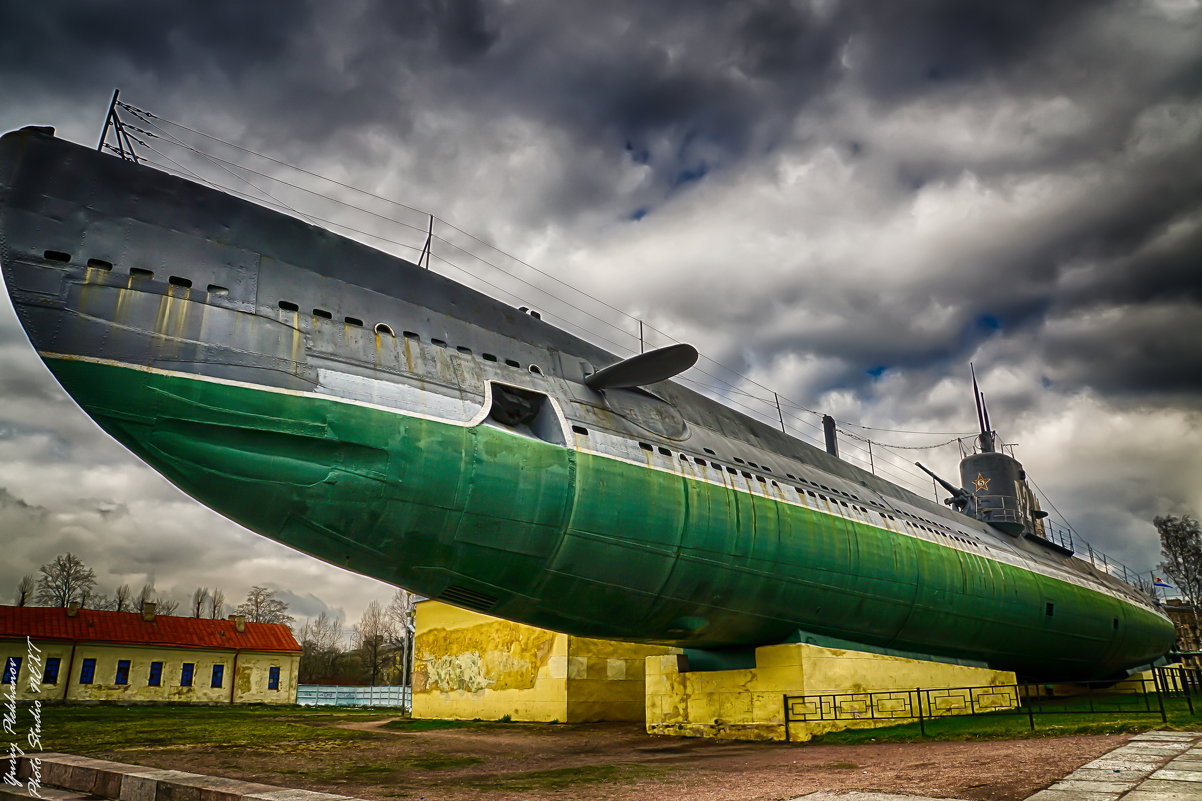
[{"x1": 0, "y1": 0, "x2": 1199, "y2": 615}]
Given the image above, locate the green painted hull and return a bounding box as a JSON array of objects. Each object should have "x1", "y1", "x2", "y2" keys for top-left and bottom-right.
[{"x1": 45, "y1": 355, "x2": 1175, "y2": 679}]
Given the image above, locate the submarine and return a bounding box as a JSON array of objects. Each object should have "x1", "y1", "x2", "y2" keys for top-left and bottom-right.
[{"x1": 0, "y1": 123, "x2": 1174, "y2": 680}]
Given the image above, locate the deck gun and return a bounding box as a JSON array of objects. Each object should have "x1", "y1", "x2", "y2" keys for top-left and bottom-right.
[{"x1": 914, "y1": 462, "x2": 976, "y2": 515}]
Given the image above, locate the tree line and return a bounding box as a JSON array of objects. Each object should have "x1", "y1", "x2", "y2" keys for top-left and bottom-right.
[
  {"x1": 12, "y1": 551, "x2": 415, "y2": 687},
  {"x1": 298, "y1": 590, "x2": 415, "y2": 687}
]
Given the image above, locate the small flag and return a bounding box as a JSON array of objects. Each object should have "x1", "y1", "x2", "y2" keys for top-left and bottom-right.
[{"x1": 1154, "y1": 576, "x2": 1174, "y2": 588}]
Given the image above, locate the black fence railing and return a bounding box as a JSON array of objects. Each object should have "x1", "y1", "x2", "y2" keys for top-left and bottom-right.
[{"x1": 783, "y1": 666, "x2": 1202, "y2": 740}]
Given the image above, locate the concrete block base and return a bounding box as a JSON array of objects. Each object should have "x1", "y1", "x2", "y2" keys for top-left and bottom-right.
[{"x1": 645, "y1": 643, "x2": 1017, "y2": 742}]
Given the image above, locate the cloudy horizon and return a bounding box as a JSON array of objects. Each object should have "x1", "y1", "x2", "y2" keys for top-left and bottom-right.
[{"x1": 1, "y1": 0, "x2": 1200, "y2": 627}]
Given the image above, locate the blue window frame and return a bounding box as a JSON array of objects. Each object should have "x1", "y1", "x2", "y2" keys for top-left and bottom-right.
[
  {"x1": 115, "y1": 660, "x2": 131, "y2": 685},
  {"x1": 268, "y1": 666, "x2": 280, "y2": 690},
  {"x1": 79, "y1": 658, "x2": 96, "y2": 684},
  {"x1": 211, "y1": 664, "x2": 224, "y2": 688},
  {"x1": 180, "y1": 663, "x2": 194, "y2": 687},
  {"x1": 42, "y1": 657, "x2": 61, "y2": 685},
  {"x1": 2, "y1": 657, "x2": 20, "y2": 684},
  {"x1": 148, "y1": 661, "x2": 163, "y2": 687}
]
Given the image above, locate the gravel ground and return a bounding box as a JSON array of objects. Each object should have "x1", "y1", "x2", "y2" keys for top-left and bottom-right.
[{"x1": 103, "y1": 719, "x2": 1133, "y2": 801}]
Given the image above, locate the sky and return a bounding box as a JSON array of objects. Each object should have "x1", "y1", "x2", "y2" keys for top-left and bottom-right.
[{"x1": 0, "y1": 0, "x2": 1200, "y2": 630}]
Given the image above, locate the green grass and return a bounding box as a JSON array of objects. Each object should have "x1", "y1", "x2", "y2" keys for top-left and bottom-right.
[
  {"x1": 811, "y1": 696, "x2": 1202, "y2": 745},
  {"x1": 467, "y1": 763, "x2": 665, "y2": 792},
  {"x1": 380, "y1": 717, "x2": 536, "y2": 732},
  {"x1": 381, "y1": 717, "x2": 493, "y2": 732},
  {"x1": 36, "y1": 704, "x2": 382, "y2": 754},
  {"x1": 278, "y1": 754, "x2": 484, "y2": 783}
]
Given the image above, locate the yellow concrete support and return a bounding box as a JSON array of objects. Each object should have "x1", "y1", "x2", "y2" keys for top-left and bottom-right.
[
  {"x1": 646, "y1": 643, "x2": 1017, "y2": 741},
  {"x1": 411, "y1": 601, "x2": 669, "y2": 722}
]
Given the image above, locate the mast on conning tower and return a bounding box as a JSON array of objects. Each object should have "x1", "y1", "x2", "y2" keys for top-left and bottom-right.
[{"x1": 971, "y1": 362, "x2": 995, "y2": 453}]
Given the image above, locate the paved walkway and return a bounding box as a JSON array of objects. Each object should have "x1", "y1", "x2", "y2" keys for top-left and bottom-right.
[
  {"x1": 1028, "y1": 729, "x2": 1202, "y2": 800},
  {"x1": 793, "y1": 730, "x2": 1202, "y2": 801}
]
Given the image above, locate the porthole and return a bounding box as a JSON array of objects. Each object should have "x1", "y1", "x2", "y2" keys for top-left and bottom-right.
[
  {"x1": 505, "y1": 359, "x2": 521, "y2": 368},
  {"x1": 638, "y1": 442, "x2": 653, "y2": 451},
  {"x1": 345, "y1": 316, "x2": 364, "y2": 327},
  {"x1": 87, "y1": 258, "x2": 113, "y2": 271},
  {"x1": 457, "y1": 346, "x2": 472, "y2": 355},
  {"x1": 693, "y1": 457, "x2": 706, "y2": 465},
  {"x1": 657, "y1": 447, "x2": 671, "y2": 456},
  {"x1": 726, "y1": 466, "x2": 737, "y2": 474},
  {"x1": 483, "y1": 353, "x2": 498, "y2": 362},
  {"x1": 131, "y1": 268, "x2": 154, "y2": 279},
  {"x1": 278, "y1": 300, "x2": 299, "y2": 312},
  {"x1": 741, "y1": 471, "x2": 752, "y2": 479},
  {"x1": 703, "y1": 448, "x2": 716, "y2": 456},
  {"x1": 375, "y1": 323, "x2": 395, "y2": 336},
  {"x1": 431, "y1": 338, "x2": 447, "y2": 347},
  {"x1": 313, "y1": 308, "x2": 333, "y2": 319},
  {"x1": 43, "y1": 250, "x2": 70, "y2": 262},
  {"x1": 207, "y1": 284, "x2": 230, "y2": 296},
  {"x1": 529, "y1": 365, "x2": 542, "y2": 375},
  {"x1": 734, "y1": 457, "x2": 745, "y2": 464},
  {"x1": 402, "y1": 330, "x2": 419, "y2": 340},
  {"x1": 168, "y1": 276, "x2": 192, "y2": 288},
  {"x1": 571, "y1": 425, "x2": 588, "y2": 436}
]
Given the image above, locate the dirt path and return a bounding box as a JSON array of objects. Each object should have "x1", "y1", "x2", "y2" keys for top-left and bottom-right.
[{"x1": 104, "y1": 718, "x2": 1131, "y2": 801}]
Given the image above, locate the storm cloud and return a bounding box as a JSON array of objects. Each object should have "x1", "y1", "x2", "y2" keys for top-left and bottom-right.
[{"x1": 0, "y1": 0, "x2": 1199, "y2": 622}]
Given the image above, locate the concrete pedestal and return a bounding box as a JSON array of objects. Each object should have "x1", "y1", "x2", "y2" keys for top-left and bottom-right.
[{"x1": 645, "y1": 643, "x2": 1017, "y2": 741}]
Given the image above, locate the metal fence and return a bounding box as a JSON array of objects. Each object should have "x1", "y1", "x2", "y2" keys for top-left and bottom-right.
[
  {"x1": 296, "y1": 684, "x2": 411, "y2": 710},
  {"x1": 783, "y1": 666, "x2": 1202, "y2": 740}
]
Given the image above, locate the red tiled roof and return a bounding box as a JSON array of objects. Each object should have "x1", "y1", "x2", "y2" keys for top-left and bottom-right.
[{"x1": 0, "y1": 605, "x2": 301, "y2": 653}]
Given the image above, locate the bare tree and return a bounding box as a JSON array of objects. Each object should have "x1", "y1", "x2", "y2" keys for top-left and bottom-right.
[
  {"x1": 34, "y1": 553, "x2": 97, "y2": 607},
  {"x1": 15, "y1": 575, "x2": 35, "y2": 607},
  {"x1": 191, "y1": 587, "x2": 210, "y2": 618},
  {"x1": 87, "y1": 593, "x2": 117, "y2": 610},
  {"x1": 386, "y1": 589, "x2": 417, "y2": 687},
  {"x1": 1158, "y1": 514, "x2": 1202, "y2": 642},
  {"x1": 355, "y1": 600, "x2": 395, "y2": 687},
  {"x1": 298, "y1": 612, "x2": 345, "y2": 683},
  {"x1": 138, "y1": 582, "x2": 155, "y2": 607},
  {"x1": 114, "y1": 584, "x2": 132, "y2": 613},
  {"x1": 209, "y1": 588, "x2": 225, "y2": 619},
  {"x1": 154, "y1": 595, "x2": 180, "y2": 615},
  {"x1": 235, "y1": 586, "x2": 295, "y2": 626}
]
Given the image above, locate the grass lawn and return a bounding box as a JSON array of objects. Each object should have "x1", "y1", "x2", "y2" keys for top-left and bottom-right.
[
  {"x1": 813, "y1": 695, "x2": 1202, "y2": 745},
  {"x1": 35, "y1": 704, "x2": 385, "y2": 754}
]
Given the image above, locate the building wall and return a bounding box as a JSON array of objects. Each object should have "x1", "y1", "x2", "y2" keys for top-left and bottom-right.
[
  {"x1": 1164, "y1": 601, "x2": 1201, "y2": 669},
  {"x1": 0, "y1": 638, "x2": 299, "y2": 704},
  {"x1": 411, "y1": 601, "x2": 669, "y2": 722},
  {"x1": 646, "y1": 642, "x2": 1017, "y2": 741}
]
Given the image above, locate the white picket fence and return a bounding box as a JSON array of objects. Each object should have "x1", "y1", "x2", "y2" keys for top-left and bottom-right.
[{"x1": 296, "y1": 684, "x2": 411, "y2": 710}]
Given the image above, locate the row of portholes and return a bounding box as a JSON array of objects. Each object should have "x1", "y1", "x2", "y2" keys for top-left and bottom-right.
[
  {"x1": 632, "y1": 440, "x2": 878, "y2": 512},
  {"x1": 44, "y1": 250, "x2": 232, "y2": 295},
  {"x1": 43, "y1": 251, "x2": 544, "y2": 376},
  {"x1": 276, "y1": 299, "x2": 544, "y2": 376},
  {"x1": 623, "y1": 433, "x2": 985, "y2": 549}
]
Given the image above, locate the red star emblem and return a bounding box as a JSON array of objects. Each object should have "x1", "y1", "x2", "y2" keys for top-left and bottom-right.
[{"x1": 972, "y1": 473, "x2": 990, "y2": 493}]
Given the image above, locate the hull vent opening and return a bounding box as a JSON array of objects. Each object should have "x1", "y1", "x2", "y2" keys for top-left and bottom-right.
[
  {"x1": 486, "y1": 383, "x2": 566, "y2": 446},
  {"x1": 441, "y1": 585, "x2": 499, "y2": 612}
]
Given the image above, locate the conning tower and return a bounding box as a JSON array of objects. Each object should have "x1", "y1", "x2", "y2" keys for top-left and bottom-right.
[{"x1": 957, "y1": 367, "x2": 1047, "y2": 538}]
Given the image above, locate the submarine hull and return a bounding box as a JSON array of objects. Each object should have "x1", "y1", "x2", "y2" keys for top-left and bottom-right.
[{"x1": 0, "y1": 127, "x2": 1175, "y2": 680}]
